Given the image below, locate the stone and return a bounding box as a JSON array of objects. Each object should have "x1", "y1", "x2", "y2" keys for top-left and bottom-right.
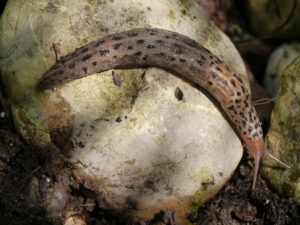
[
  {"x1": 264, "y1": 42, "x2": 300, "y2": 97},
  {"x1": 244, "y1": 0, "x2": 300, "y2": 39},
  {"x1": 262, "y1": 57, "x2": 300, "y2": 201}
]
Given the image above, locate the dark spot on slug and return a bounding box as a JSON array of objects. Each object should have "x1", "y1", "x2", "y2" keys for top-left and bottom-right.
[
  {"x1": 143, "y1": 55, "x2": 148, "y2": 60},
  {"x1": 116, "y1": 116, "x2": 122, "y2": 122},
  {"x1": 81, "y1": 47, "x2": 89, "y2": 53},
  {"x1": 92, "y1": 61, "x2": 97, "y2": 66},
  {"x1": 216, "y1": 66, "x2": 222, "y2": 72},
  {"x1": 113, "y1": 55, "x2": 117, "y2": 59},
  {"x1": 134, "y1": 52, "x2": 142, "y2": 56},
  {"x1": 83, "y1": 67, "x2": 88, "y2": 74},
  {"x1": 156, "y1": 40, "x2": 164, "y2": 44},
  {"x1": 170, "y1": 57, "x2": 176, "y2": 61},
  {"x1": 230, "y1": 79, "x2": 236, "y2": 87},
  {"x1": 208, "y1": 81, "x2": 213, "y2": 85},
  {"x1": 235, "y1": 99, "x2": 241, "y2": 104},
  {"x1": 175, "y1": 87, "x2": 183, "y2": 101},
  {"x1": 180, "y1": 58, "x2": 186, "y2": 63},
  {"x1": 210, "y1": 61, "x2": 215, "y2": 67},
  {"x1": 244, "y1": 101, "x2": 249, "y2": 108},
  {"x1": 112, "y1": 36, "x2": 123, "y2": 41},
  {"x1": 215, "y1": 57, "x2": 221, "y2": 63},
  {"x1": 158, "y1": 52, "x2": 165, "y2": 57},
  {"x1": 95, "y1": 40, "x2": 105, "y2": 47},
  {"x1": 165, "y1": 35, "x2": 170, "y2": 39},
  {"x1": 174, "y1": 44, "x2": 183, "y2": 54},
  {"x1": 241, "y1": 86, "x2": 245, "y2": 94},
  {"x1": 137, "y1": 39, "x2": 145, "y2": 44},
  {"x1": 69, "y1": 63, "x2": 75, "y2": 69},
  {"x1": 234, "y1": 73, "x2": 243, "y2": 84},
  {"x1": 248, "y1": 111, "x2": 253, "y2": 123},
  {"x1": 128, "y1": 32, "x2": 138, "y2": 37},
  {"x1": 99, "y1": 50, "x2": 109, "y2": 56},
  {"x1": 171, "y1": 34, "x2": 180, "y2": 40},
  {"x1": 237, "y1": 92, "x2": 241, "y2": 96},
  {"x1": 127, "y1": 45, "x2": 134, "y2": 50},
  {"x1": 196, "y1": 60, "x2": 204, "y2": 66},
  {"x1": 147, "y1": 29, "x2": 157, "y2": 35},
  {"x1": 248, "y1": 126, "x2": 253, "y2": 133},
  {"x1": 183, "y1": 39, "x2": 198, "y2": 48},
  {"x1": 253, "y1": 132, "x2": 259, "y2": 138},
  {"x1": 227, "y1": 105, "x2": 234, "y2": 111},
  {"x1": 242, "y1": 120, "x2": 246, "y2": 126},
  {"x1": 82, "y1": 54, "x2": 92, "y2": 62},
  {"x1": 255, "y1": 123, "x2": 259, "y2": 129},
  {"x1": 212, "y1": 72, "x2": 217, "y2": 79},
  {"x1": 113, "y1": 43, "x2": 122, "y2": 50},
  {"x1": 200, "y1": 54, "x2": 206, "y2": 61}
]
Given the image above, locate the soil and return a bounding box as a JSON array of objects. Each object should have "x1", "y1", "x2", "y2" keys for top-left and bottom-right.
[{"x1": 0, "y1": 1, "x2": 300, "y2": 225}]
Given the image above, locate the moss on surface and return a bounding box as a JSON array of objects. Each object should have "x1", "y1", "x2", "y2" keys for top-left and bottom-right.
[{"x1": 262, "y1": 57, "x2": 300, "y2": 200}]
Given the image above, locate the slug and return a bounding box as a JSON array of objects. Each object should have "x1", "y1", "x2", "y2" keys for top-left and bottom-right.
[{"x1": 36, "y1": 28, "x2": 290, "y2": 189}]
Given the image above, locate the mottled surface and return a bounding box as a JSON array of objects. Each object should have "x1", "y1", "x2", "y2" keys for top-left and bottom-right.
[
  {"x1": 37, "y1": 28, "x2": 262, "y2": 142},
  {"x1": 262, "y1": 57, "x2": 300, "y2": 200}
]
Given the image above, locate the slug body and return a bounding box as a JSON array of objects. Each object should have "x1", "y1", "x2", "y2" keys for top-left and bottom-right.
[{"x1": 36, "y1": 28, "x2": 289, "y2": 189}]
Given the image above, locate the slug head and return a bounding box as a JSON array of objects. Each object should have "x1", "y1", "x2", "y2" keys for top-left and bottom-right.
[{"x1": 244, "y1": 138, "x2": 290, "y2": 190}]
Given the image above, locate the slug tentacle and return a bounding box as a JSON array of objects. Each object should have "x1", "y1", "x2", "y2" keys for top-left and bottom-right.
[
  {"x1": 36, "y1": 28, "x2": 290, "y2": 189},
  {"x1": 245, "y1": 138, "x2": 290, "y2": 190},
  {"x1": 263, "y1": 149, "x2": 290, "y2": 169}
]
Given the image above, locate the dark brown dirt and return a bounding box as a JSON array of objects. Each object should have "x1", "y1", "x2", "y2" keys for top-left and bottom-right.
[{"x1": 1, "y1": 105, "x2": 299, "y2": 225}]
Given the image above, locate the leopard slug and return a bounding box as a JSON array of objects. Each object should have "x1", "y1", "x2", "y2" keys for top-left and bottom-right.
[{"x1": 36, "y1": 28, "x2": 290, "y2": 189}]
